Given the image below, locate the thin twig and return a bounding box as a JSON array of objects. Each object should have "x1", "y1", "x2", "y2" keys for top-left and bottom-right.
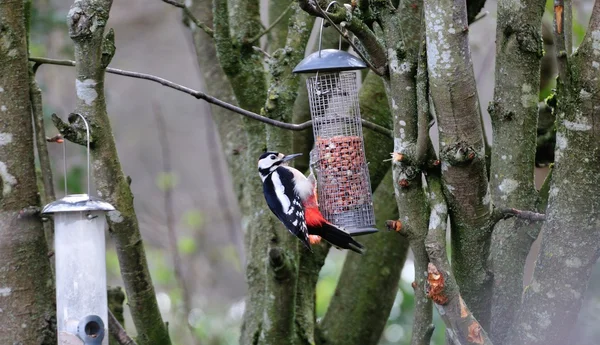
[
  {"x1": 553, "y1": 0, "x2": 569, "y2": 81},
  {"x1": 108, "y1": 310, "x2": 138, "y2": 345},
  {"x1": 153, "y1": 104, "x2": 201, "y2": 345},
  {"x1": 29, "y1": 56, "x2": 393, "y2": 137},
  {"x1": 161, "y1": 0, "x2": 214, "y2": 37},
  {"x1": 252, "y1": 46, "x2": 272, "y2": 59},
  {"x1": 247, "y1": 2, "x2": 293, "y2": 44},
  {"x1": 500, "y1": 208, "x2": 546, "y2": 222}
]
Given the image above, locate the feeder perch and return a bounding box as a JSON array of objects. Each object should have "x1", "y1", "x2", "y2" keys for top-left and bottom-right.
[
  {"x1": 293, "y1": 11, "x2": 377, "y2": 236},
  {"x1": 41, "y1": 114, "x2": 114, "y2": 345}
]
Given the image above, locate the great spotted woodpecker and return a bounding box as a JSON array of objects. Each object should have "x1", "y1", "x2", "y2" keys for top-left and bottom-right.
[{"x1": 258, "y1": 151, "x2": 364, "y2": 254}]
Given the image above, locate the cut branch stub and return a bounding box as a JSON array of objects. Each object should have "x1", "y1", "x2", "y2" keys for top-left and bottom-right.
[
  {"x1": 385, "y1": 219, "x2": 403, "y2": 232},
  {"x1": 102, "y1": 28, "x2": 116, "y2": 68},
  {"x1": 67, "y1": 3, "x2": 109, "y2": 40},
  {"x1": 51, "y1": 113, "x2": 91, "y2": 147},
  {"x1": 441, "y1": 142, "x2": 477, "y2": 166},
  {"x1": 426, "y1": 263, "x2": 449, "y2": 305}
]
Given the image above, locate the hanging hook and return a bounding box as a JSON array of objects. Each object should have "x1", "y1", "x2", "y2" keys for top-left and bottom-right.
[
  {"x1": 62, "y1": 113, "x2": 91, "y2": 198},
  {"x1": 318, "y1": 1, "x2": 340, "y2": 58}
]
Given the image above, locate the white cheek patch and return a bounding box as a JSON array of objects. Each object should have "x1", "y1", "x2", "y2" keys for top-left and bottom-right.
[
  {"x1": 271, "y1": 172, "x2": 291, "y2": 213},
  {"x1": 258, "y1": 158, "x2": 272, "y2": 170}
]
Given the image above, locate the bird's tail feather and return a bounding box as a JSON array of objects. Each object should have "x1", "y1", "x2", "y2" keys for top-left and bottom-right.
[{"x1": 314, "y1": 223, "x2": 365, "y2": 254}]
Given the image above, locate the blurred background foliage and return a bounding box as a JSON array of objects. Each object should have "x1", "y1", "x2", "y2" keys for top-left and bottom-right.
[{"x1": 28, "y1": 0, "x2": 598, "y2": 344}]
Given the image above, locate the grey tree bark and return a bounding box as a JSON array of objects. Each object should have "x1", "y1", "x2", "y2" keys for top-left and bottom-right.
[
  {"x1": 0, "y1": 0, "x2": 56, "y2": 343},
  {"x1": 488, "y1": 0, "x2": 545, "y2": 342}
]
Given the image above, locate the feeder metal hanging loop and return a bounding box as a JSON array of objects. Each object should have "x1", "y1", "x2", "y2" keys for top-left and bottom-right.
[
  {"x1": 318, "y1": 1, "x2": 342, "y2": 57},
  {"x1": 62, "y1": 113, "x2": 91, "y2": 198}
]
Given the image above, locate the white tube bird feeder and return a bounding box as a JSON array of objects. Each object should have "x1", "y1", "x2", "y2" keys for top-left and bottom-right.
[{"x1": 41, "y1": 114, "x2": 114, "y2": 345}]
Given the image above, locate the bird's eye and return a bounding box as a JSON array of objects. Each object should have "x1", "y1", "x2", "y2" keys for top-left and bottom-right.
[{"x1": 270, "y1": 155, "x2": 276, "y2": 160}]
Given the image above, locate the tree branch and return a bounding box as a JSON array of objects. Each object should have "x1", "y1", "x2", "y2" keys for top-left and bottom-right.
[
  {"x1": 487, "y1": 0, "x2": 545, "y2": 340},
  {"x1": 29, "y1": 56, "x2": 392, "y2": 137},
  {"x1": 505, "y1": 1, "x2": 600, "y2": 344},
  {"x1": 247, "y1": 2, "x2": 293, "y2": 44},
  {"x1": 498, "y1": 208, "x2": 546, "y2": 222},
  {"x1": 376, "y1": 3, "x2": 434, "y2": 344},
  {"x1": 0, "y1": 1, "x2": 56, "y2": 343},
  {"x1": 424, "y1": 0, "x2": 493, "y2": 327},
  {"x1": 424, "y1": 173, "x2": 493, "y2": 345},
  {"x1": 50, "y1": 112, "x2": 90, "y2": 147},
  {"x1": 65, "y1": 1, "x2": 171, "y2": 344},
  {"x1": 553, "y1": 0, "x2": 570, "y2": 81},
  {"x1": 108, "y1": 286, "x2": 126, "y2": 345},
  {"x1": 161, "y1": 0, "x2": 214, "y2": 37},
  {"x1": 108, "y1": 310, "x2": 138, "y2": 345}
]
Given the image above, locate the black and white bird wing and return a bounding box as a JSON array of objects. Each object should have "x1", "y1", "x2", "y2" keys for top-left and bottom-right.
[{"x1": 263, "y1": 167, "x2": 311, "y2": 250}]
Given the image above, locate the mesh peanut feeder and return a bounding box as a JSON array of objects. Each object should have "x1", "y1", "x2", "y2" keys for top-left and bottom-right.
[{"x1": 292, "y1": 16, "x2": 377, "y2": 236}]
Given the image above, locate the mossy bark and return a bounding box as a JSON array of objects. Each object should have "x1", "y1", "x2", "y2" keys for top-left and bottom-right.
[
  {"x1": 505, "y1": 3, "x2": 600, "y2": 344},
  {"x1": 0, "y1": 1, "x2": 56, "y2": 343},
  {"x1": 488, "y1": 0, "x2": 545, "y2": 342},
  {"x1": 261, "y1": 5, "x2": 314, "y2": 344},
  {"x1": 63, "y1": 1, "x2": 170, "y2": 344}
]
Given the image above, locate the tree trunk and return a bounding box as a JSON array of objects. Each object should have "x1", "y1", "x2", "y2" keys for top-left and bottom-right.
[
  {"x1": 506, "y1": 2, "x2": 600, "y2": 344},
  {"x1": 488, "y1": 0, "x2": 545, "y2": 341},
  {"x1": 0, "y1": 1, "x2": 56, "y2": 343}
]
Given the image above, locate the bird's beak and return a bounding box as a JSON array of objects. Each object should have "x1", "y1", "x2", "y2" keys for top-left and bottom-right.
[{"x1": 282, "y1": 153, "x2": 302, "y2": 162}]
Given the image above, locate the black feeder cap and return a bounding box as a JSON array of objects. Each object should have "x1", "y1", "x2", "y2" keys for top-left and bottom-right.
[{"x1": 293, "y1": 49, "x2": 368, "y2": 74}]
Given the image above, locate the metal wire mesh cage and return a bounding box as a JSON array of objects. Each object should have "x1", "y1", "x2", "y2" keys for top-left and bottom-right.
[{"x1": 307, "y1": 71, "x2": 377, "y2": 235}]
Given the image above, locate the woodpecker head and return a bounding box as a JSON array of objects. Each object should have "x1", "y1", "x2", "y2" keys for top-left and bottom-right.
[{"x1": 258, "y1": 151, "x2": 302, "y2": 180}]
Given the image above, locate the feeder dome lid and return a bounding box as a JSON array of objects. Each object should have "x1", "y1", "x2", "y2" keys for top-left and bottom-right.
[
  {"x1": 293, "y1": 49, "x2": 367, "y2": 74},
  {"x1": 42, "y1": 194, "x2": 115, "y2": 214}
]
